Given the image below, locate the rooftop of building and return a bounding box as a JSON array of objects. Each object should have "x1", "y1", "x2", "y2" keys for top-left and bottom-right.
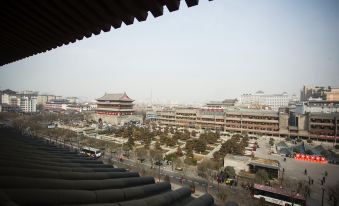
[
  {"x1": 0, "y1": 127, "x2": 215, "y2": 206},
  {"x1": 0, "y1": 89, "x2": 17, "y2": 95},
  {"x1": 242, "y1": 92, "x2": 288, "y2": 96},
  {"x1": 47, "y1": 99, "x2": 70, "y2": 104},
  {"x1": 96, "y1": 92, "x2": 134, "y2": 102},
  {"x1": 225, "y1": 108, "x2": 279, "y2": 115},
  {"x1": 249, "y1": 157, "x2": 280, "y2": 169}
]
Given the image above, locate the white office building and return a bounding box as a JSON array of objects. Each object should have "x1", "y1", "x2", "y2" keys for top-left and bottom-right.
[{"x1": 240, "y1": 91, "x2": 289, "y2": 111}]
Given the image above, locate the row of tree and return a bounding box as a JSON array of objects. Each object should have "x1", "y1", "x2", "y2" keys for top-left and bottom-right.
[{"x1": 213, "y1": 134, "x2": 249, "y2": 160}]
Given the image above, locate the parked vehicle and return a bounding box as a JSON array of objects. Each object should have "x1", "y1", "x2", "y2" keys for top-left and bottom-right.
[{"x1": 80, "y1": 146, "x2": 102, "y2": 158}]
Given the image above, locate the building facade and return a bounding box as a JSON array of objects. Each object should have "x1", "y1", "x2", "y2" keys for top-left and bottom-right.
[
  {"x1": 37, "y1": 94, "x2": 60, "y2": 105},
  {"x1": 224, "y1": 109, "x2": 281, "y2": 136},
  {"x1": 295, "y1": 100, "x2": 339, "y2": 114},
  {"x1": 308, "y1": 113, "x2": 339, "y2": 141},
  {"x1": 299, "y1": 85, "x2": 339, "y2": 101},
  {"x1": 155, "y1": 106, "x2": 339, "y2": 141},
  {"x1": 20, "y1": 96, "x2": 37, "y2": 112},
  {"x1": 240, "y1": 91, "x2": 289, "y2": 111},
  {"x1": 45, "y1": 99, "x2": 69, "y2": 111},
  {"x1": 325, "y1": 88, "x2": 339, "y2": 101}
]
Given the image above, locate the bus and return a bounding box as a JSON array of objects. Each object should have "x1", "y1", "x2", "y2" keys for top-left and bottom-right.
[
  {"x1": 80, "y1": 146, "x2": 102, "y2": 158},
  {"x1": 253, "y1": 184, "x2": 306, "y2": 206}
]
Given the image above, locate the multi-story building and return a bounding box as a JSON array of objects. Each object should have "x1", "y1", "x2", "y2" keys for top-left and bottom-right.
[
  {"x1": 155, "y1": 105, "x2": 339, "y2": 141},
  {"x1": 20, "y1": 96, "x2": 37, "y2": 112},
  {"x1": 175, "y1": 107, "x2": 197, "y2": 128},
  {"x1": 66, "y1": 96, "x2": 78, "y2": 104},
  {"x1": 0, "y1": 89, "x2": 17, "y2": 105},
  {"x1": 45, "y1": 99, "x2": 69, "y2": 111},
  {"x1": 156, "y1": 109, "x2": 177, "y2": 127},
  {"x1": 325, "y1": 88, "x2": 339, "y2": 101},
  {"x1": 295, "y1": 100, "x2": 339, "y2": 114},
  {"x1": 66, "y1": 104, "x2": 92, "y2": 113},
  {"x1": 196, "y1": 107, "x2": 225, "y2": 130},
  {"x1": 18, "y1": 91, "x2": 38, "y2": 113},
  {"x1": 240, "y1": 91, "x2": 289, "y2": 111},
  {"x1": 205, "y1": 99, "x2": 238, "y2": 108},
  {"x1": 37, "y1": 94, "x2": 60, "y2": 105},
  {"x1": 299, "y1": 85, "x2": 339, "y2": 101},
  {"x1": 308, "y1": 113, "x2": 339, "y2": 141},
  {"x1": 224, "y1": 109, "x2": 281, "y2": 136}
]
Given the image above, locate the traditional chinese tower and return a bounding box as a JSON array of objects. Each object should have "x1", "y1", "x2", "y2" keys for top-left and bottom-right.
[{"x1": 96, "y1": 92, "x2": 134, "y2": 116}]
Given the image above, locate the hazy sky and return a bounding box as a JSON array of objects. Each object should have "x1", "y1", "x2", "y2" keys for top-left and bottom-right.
[{"x1": 1, "y1": 0, "x2": 339, "y2": 104}]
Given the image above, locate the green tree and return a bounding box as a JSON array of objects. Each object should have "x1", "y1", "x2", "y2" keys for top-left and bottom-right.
[
  {"x1": 135, "y1": 147, "x2": 147, "y2": 161},
  {"x1": 194, "y1": 138, "x2": 207, "y2": 153},
  {"x1": 155, "y1": 140, "x2": 162, "y2": 150},
  {"x1": 176, "y1": 146, "x2": 183, "y2": 157},
  {"x1": 191, "y1": 130, "x2": 197, "y2": 137},
  {"x1": 224, "y1": 166, "x2": 236, "y2": 178},
  {"x1": 126, "y1": 136, "x2": 134, "y2": 150},
  {"x1": 186, "y1": 146, "x2": 194, "y2": 158}
]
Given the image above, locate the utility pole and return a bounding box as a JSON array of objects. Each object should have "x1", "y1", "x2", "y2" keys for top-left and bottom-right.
[{"x1": 321, "y1": 187, "x2": 325, "y2": 206}]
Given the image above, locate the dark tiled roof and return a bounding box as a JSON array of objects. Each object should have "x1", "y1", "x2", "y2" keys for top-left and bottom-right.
[
  {"x1": 0, "y1": 127, "x2": 214, "y2": 206},
  {"x1": 96, "y1": 93, "x2": 134, "y2": 102},
  {"x1": 0, "y1": 0, "x2": 211, "y2": 66}
]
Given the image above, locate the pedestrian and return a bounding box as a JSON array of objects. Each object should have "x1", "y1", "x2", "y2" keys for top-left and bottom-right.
[
  {"x1": 308, "y1": 177, "x2": 311, "y2": 185},
  {"x1": 323, "y1": 176, "x2": 326, "y2": 183},
  {"x1": 325, "y1": 171, "x2": 328, "y2": 177},
  {"x1": 311, "y1": 179, "x2": 314, "y2": 185},
  {"x1": 304, "y1": 169, "x2": 307, "y2": 175},
  {"x1": 283, "y1": 168, "x2": 285, "y2": 173}
]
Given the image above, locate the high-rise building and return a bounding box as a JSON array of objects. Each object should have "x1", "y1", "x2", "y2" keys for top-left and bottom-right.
[
  {"x1": 20, "y1": 96, "x2": 37, "y2": 112},
  {"x1": 300, "y1": 85, "x2": 331, "y2": 101},
  {"x1": 240, "y1": 91, "x2": 289, "y2": 111}
]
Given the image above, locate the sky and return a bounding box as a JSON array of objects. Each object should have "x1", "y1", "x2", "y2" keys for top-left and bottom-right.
[{"x1": 1, "y1": 0, "x2": 339, "y2": 104}]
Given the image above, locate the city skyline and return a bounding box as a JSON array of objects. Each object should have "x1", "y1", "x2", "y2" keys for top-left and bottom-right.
[{"x1": 1, "y1": 0, "x2": 339, "y2": 104}]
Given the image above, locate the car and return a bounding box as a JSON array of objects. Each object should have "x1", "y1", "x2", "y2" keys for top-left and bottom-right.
[
  {"x1": 175, "y1": 167, "x2": 183, "y2": 171},
  {"x1": 225, "y1": 178, "x2": 235, "y2": 185}
]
